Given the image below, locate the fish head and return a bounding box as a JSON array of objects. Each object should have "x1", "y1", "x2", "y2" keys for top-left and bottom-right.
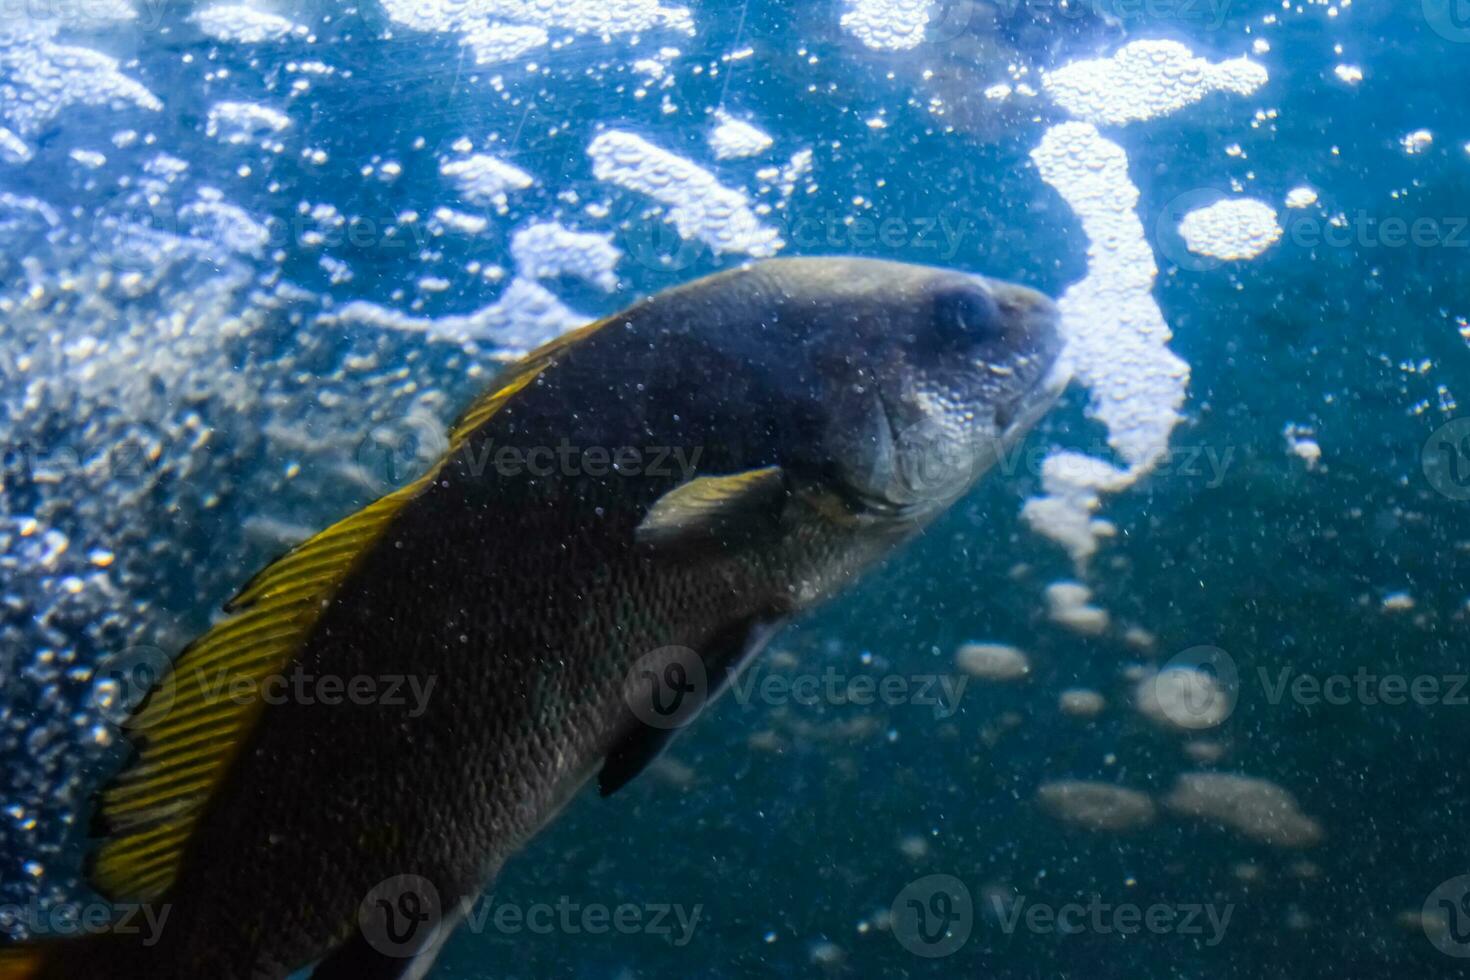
[{"x1": 812, "y1": 266, "x2": 1069, "y2": 523}]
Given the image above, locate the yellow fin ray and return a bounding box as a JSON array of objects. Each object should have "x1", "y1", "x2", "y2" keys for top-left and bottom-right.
[{"x1": 91, "y1": 313, "x2": 614, "y2": 903}]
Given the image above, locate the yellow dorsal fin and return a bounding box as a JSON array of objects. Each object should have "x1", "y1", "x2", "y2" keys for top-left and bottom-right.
[{"x1": 90, "y1": 314, "x2": 612, "y2": 902}]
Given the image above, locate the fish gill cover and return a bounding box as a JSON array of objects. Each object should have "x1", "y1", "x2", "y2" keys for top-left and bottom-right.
[{"x1": 1, "y1": 0, "x2": 1468, "y2": 977}]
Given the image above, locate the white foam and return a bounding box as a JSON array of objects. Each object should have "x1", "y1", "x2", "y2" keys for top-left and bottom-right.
[
  {"x1": 179, "y1": 190, "x2": 271, "y2": 256},
  {"x1": 510, "y1": 220, "x2": 621, "y2": 291},
  {"x1": 1285, "y1": 186, "x2": 1319, "y2": 209},
  {"x1": 1043, "y1": 40, "x2": 1267, "y2": 126},
  {"x1": 1037, "y1": 781, "x2": 1155, "y2": 832},
  {"x1": 954, "y1": 642, "x2": 1030, "y2": 681},
  {"x1": 378, "y1": 0, "x2": 693, "y2": 49},
  {"x1": 439, "y1": 154, "x2": 534, "y2": 213},
  {"x1": 460, "y1": 21, "x2": 548, "y2": 65},
  {"x1": 839, "y1": 0, "x2": 933, "y2": 51},
  {"x1": 205, "y1": 100, "x2": 291, "y2": 145},
  {"x1": 318, "y1": 277, "x2": 589, "y2": 349},
  {"x1": 0, "y1": 25, "x2": 161, "y2": 136},
  {"x1": 192, "y1": 5, "x2": 309, "y2": 43},
  {"x1": 1177, "y1": 198, "x2": 1282, "y2": 260},
  {"x1": 588, "y1": 129, "x2": 783, "y2": 258},
  {"x1": 708, "y1": 111, "x2": 773, "y2": 160},
  {"x1": 1163, "y1": 773, "x2": 1323, "y2": 848},
  {"x1": 1043, "y1": 578, "x2": 1111, "y2": 635},
  {"x1": 1023, "y1": 122, "x2": 1189, "y2": 566},
  {"x1": 0, "y1": 127, "x2": 32, "y2": 164}
]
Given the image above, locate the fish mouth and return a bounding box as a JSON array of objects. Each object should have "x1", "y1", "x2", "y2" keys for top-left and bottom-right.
[
  {"x1": 995, "y1": 350, "x2": 1071, "y2": 442},
  {"x1": 987, "y1": 282, "x2": 1068, "y2": 439}
]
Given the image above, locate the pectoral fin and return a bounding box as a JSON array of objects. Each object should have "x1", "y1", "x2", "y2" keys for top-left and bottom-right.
[
  {"x1": 598, "y1": 618, "x2": 786, "y2": 797},
  {"x1": 634, "y1": 467, "x2": 788, "y2": 551}
]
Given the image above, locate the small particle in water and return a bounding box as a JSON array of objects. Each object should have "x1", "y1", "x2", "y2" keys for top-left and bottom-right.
[
  {"x1": 897, "y1": 835, "x2": 929, "y2": 860},
  {"x1": 1401, "y1": 130, "x2": 1433, "y2": 155},
  {"x1": 1285, "y1": 186, "x2": 1319, "y2": 209},
  {"x1": 1283, "y1": 424, "x2": 1322, "y2": 469},
  {"x1": 1233, "y1": 862, "x2": 1265, "y2": 883},
  {"x1": 87, "y1": 548, "x2": 115, "y2": 567},
  {"x1": 1059, "y1": 689, "x2": 1106, "y2": 718},
  {"x1": 954, "y1": 642, "x2": 1030, "y2": 681},
  {"x1": 809, "y1": 941, "x2": 844, "y2": 967},
  {"x1": 1333, "y1": 64, "x2": 1363, "y2": 85},
  {"x1": 1381, "y1": 592, "x2": 1415, "y2": 612},
  {"x1": 1184, "y1": 740, "x2": 1228, "y2": 764}
]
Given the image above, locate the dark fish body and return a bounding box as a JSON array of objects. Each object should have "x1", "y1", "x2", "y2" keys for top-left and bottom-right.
[{"x1": 4, "y1": 257, "x2": 1064, "y2": 979}]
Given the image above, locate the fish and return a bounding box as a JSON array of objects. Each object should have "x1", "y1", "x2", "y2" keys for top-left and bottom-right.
[{"x1": 0, "y1": 255, "x2": 1066, "y2": 979}]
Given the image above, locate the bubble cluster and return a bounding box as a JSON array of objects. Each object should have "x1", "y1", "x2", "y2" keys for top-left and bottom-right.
[
  {"x1": 318, "y1": 276, "x2": 588, "y2": 349},
  {"x1": 1023, "y1": 37, "x2": 1270, "y2": 569},
  {"x1": 1036, "y1": 781, "x2": 1157, "y2": 832},
  {"x1": 1163, "y1": 773, "x2": 1324, "y2": 848},
  {"x1": 378, "y1": 0, "x2": 694, "y2": 50},
  {"x1": 438, "y1": 154, "x2": 535, "y2": 213},
  {"x1": 1024, "y1": 123, "x2": 1188, "y2": 567},
  {"x1": 839, "y1": 0, "x2": 933, "y2": 52},
  {"x1": 191, "y1": 5, "x2": 310, "y2": 44},
  {"x1": 1043, "y1": 39, "x2": 1268, "y2": 126},
  {"x1": 708, "y1": 111, "x2": 774, "y2": 161},
  {"x1": 509, "y1": 221, "x2": 622, "y2": 292},
  {"x1": 587, "y1": 129, "x2": 784, "y2": 258},
  {"x1": 1177, "y1": 198, "x2": 1283, "y2": 261},
  {"x1": 0, "y1": 24, "x2": 161, "y2": 137},
  {"x1": 204, "y1": 100, "x2": 292, "y2": 146}
]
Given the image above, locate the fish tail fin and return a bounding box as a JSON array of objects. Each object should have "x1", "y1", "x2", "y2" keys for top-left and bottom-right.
[
  {"x1": 0, "y1": 933, "x2": 138, "y2": 980},
  {"x1": 0, "y1": 945, "x2": 45, "y2": 980}
]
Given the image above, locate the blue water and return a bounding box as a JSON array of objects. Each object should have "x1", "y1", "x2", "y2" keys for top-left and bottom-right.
[{"x1": 3, "y1": 0, "x2": 1470, "y2": 977}]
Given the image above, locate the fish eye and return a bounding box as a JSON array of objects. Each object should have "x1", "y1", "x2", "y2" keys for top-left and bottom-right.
[{"x1": 930, "y1": 284, "x2": 1003, "y2": 349}]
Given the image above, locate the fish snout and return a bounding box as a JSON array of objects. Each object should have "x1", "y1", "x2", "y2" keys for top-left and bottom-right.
[{"x1": 985, "y1": 280, "x2": 1061, "y2": 351}]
